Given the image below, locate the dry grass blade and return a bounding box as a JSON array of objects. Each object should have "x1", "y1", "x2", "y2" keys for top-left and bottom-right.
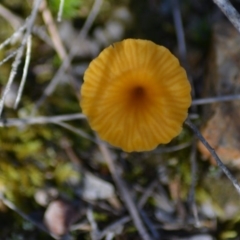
[{"x1": 213, "y1": 0, "x2": 240, "y2": 33}]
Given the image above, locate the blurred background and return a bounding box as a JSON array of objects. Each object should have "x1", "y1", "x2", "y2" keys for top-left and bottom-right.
[{"x1": 1, "y1": 0, "x2": 240, "y2": 239}]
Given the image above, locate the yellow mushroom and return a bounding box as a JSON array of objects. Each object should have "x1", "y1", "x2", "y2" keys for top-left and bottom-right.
[{"x1": 81, "y1": 39, "x2": 191, "y2": 152}]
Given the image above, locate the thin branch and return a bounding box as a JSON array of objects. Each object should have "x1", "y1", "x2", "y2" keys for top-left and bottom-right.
[
  {"x1": 171, "y1": 0, "x2": 187, "y2": 64},
  {"x1": 14, "y1": 35, "x2": 32, "y2": 109},
  {"x1": 185, "y1": 118, "x2": 240, "y2": 195},
  {"x1": 32, "y1": 0, "x2": 103, "y2": 114},
  {"x1": 0, "y1": 113, "x2": 85, "y2": 127},
  {"x1": 0, "y1": 193, "x2": 59, "y2": 239},
  {"x1": 187, "y1": 139, "x2": 200, "y2": 226},
  {"x1": 0, "y1": 24, "x2": 26, "y2": 50},
  {"x1": 0, "y1": 3, "x2": 23, "y2": 29},
  {"x1": 0, "y1": 44, "x2": 25, "y2": 115},
  {"x1": 40, "y1": 0, "x2": 67, "y2": 60},
  {"x1": 192, "y1": 94, "x2": 240, "y2": 105},
  {"x1": 213, "y1": 0, "x2": 240, "y2": 34},
  {"x1": 98, "y1": 143, "x2": 152, "y2": 240},
  {"x1": 57, "y1": 0, "x2": 65, "y2": 22},
  {"x1": 54, "y1": 121, "x2": 98, "y2": 143},
  {"x1": 138, "y1": 180, "x2": 158, "y2": 209},
  {"x1": 87, "y1": 207, "x2": 99, "y2": 240},
  {"x1": 0, "y1": 0, "x2": 43, "y2": 116},
  {"x1": 153, "y1": 142, "x2": 191, "y2": 154},
  {"x1": 0, "y1": 47, "x2": 20, "y2": 66},
  {"x1": 99, "y1": 216, "x2": 130, "y2": 240}
]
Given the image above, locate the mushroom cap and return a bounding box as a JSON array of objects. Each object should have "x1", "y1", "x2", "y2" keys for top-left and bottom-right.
[{"x1": 81, "y1": 39, "x2": 191, "y2": 152}]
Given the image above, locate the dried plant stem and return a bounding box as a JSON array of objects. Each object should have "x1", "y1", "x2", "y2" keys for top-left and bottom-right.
[
  {"x1": 185, "y1": 119, "x2": 240, "y2": 195},
  {"x1": 40, "y1": 0, "x2": 67, "y2": 60},
  {"x1": 213, "y1": 0, "x2": 240, "y2": 34},
  {"x1": 14, "y1": 35, "x2": 32, "y2": 109},
  {"x1": 32, "y1": 0, "x2": 103, "y2": 114},
  {"x1": 98, "y1": 143, "x2": 152, "y2": 240},
  {"x1": 57, "y1": 0, "x2": 65, "y2": 22},
  {"x1": 54, "y1": 121, "x2": 97, "y2": 143},
  {"x1": 0, "y1": 47, "x2": 20, "y2": 66},
  {"x1": 192, "y1": 94, "x2": 240, "y2": 105},
  {"x1": 0, "y1": 113, "x2": 85, "y2": 127},
  {"x1": 0, "y1": 3, "x2": 23, "y2": 29},
  {"x1": 188, "y1": 139, "x2": 200, "y2": 226},
  {"x1": 171, "y1": 0, "x2": 186, "y2": 64},
  {"x1": 0, "y1": 193, "x2": 58, "y2": 239},
  {"x1": 0, "y1": 0, "x2": 42, "y2": 116}
]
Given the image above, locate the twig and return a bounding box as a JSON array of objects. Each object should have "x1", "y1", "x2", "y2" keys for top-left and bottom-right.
[
  {"x1": 0, "y1": 113, "x2": 86, "y2": 127},
  {"x1": 138, "y1": 180, "x2": 158, "y2": 209},
  {"x1": 187, "y1": 139, "x2": 200, "y2": 226},
  {"x1": 98, "y1": 143, "x2": 152, "y2": 240},
  {"x1": 0, "y1": 193, "x2": 59, "y2": 239},
  {"x1": 14, "y1": 35, "x2": 32, "y2": 109},
  {"x1": 170, "y1": 0, "x2": 196, "y2": 105},
  {"x1": 0, "y1": 24, "x2": 26, "y2": 50},
  {"x1": 40, "y1": 0, "x2": 67, "y2": 60},
  {"x1": 57, "y1": 0, "x2": 65, "y2": 22},
  {"x1": 170, "y1": 0, "x2": 187, "y2": 64},
  {"x1": 192, "y1": 94, "x2": 240, "y2": 105},
  {"x1": 99, "y1": 216, "x2": 130, "y2": 239},
  {"x1": 0, "y1": 0, "x2": 43, "y2": 116},
  {"x1": 153, "y1": 142, "x2": 191, "y2": 154},
  {"x1": 32, "y1": 0, "x2": 103, "y2": 114},
  {"x1": 185, "y1": 118, "x2": 240, "y2": 195},
  {"x1": 0, "y1": 3, "x2": 23, "y2": 29},
  {"x1": 213, "y1": 0, "x2": 240, "y2": 34},
  {"x1": 0, "y1": 47, "x2": 20, "y2": 66},
  {"x1": 87, "y1": 207, "x2": 99, "y2": 240},
  {"x1": 54, "y1": 121, "x2": 98, "y2": 143}
]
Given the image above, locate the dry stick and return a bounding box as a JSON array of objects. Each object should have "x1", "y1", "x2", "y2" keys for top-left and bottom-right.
[
  {"x1": 170, "y1": 0, "x2": 186, "y2": 64},
  {"x1": 87, "y1": 207, "x2": 99, "y2": 240},
  {"x1": 0, "y1": 24, "x2": 26, "y2": 50},
  {"x1": 192, "y1": 94, "x2": 240, "y2": 105},
  {"x1": 137, "y1": 181, "x2": 160, "y2": 239},
  {"x1": 54, "y1": 121, "x2": 98, "y2": 143},
  {"x1": 40, "y1": 0, "x2": 67, "y2": 60},
  {"x1": 99, "y1": 143, "x2": 152, "y2": 240},
  {"x1": 153, "y1": 142, "x2": 191, "y2": 154},
  {"x1": 0, "y1": 0, "x2": 43, "y2": 116},
  {"x1": 0, "y1": 193, "x2": 59, "y2": 239},
  {"x1": 213, "y1": 0, "x2": 240, "y2": 34},
  {"x1": 32, "y1": 0, "x2": 103, "y2": 114},
  {"x1": 0, "y1": 113, "x2": 85, "y2": 127},
  {"x1": 14, "y1": 35, "x2": 32, "y2": 109},
  {"x1": 0, "y1": 8, "x2": 52, "y2": 49},
  {"x1": 185, "y1": 119, "x2": 240, "y2": 195},
  {"x1": 0, "y1": 47, "x2": 20, "y2": 66},
  {"x1": 99, "y1": 181, "x2": 158, "y2": 239},
  {"x1": 170, "y1": 0, "x2": 196, "y2": 107},
  {"x1": 99, "y1": 216, "x2": 131, "y2": 239},
  {"x1": 187, "y1": 139, "x2": 200, "y2": 226},
  {"x1": 0, "y1": 3, "x2": 23, "y2": 29}
]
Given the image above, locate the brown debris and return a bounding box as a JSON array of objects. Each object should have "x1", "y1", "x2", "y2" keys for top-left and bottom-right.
[{"x1": 198, "y1": 21, "x2": 240, "y2": 168}]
